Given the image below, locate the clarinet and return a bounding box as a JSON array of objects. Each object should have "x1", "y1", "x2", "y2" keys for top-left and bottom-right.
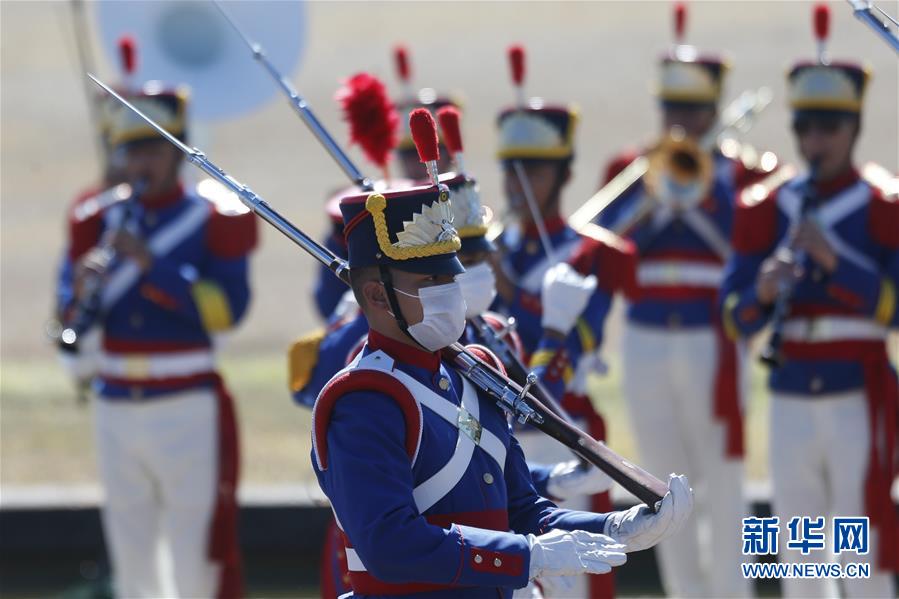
[
  {"x1": 57, "y1": 179, "x2": 146, "y2": 354},
  {"x1": 759, "y1": 167, "x2": 818, "y2": 368}
]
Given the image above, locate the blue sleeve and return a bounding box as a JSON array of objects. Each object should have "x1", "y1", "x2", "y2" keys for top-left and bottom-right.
[
  {"x1": 314, "y1": 232, "x2": 349, "y2": 321},
  {"x1": 719, "y1": 250, "x2": 773, "y2": 340},
  {"x1": 825, "y1": 254, "x2": 896, "y2": 320},
  {"x1": 317, "y1": 392, "x2": 532, "y2": 588},
  {"x1": 142, "y1": 252, "x2": 251, "y2": 331},
  {"x1": 529, "y1": 288, "x2": 612, "y2": 397},
  {"x1": 528, "y1": 463, "x2": 553, "y2": 499},
  {"x1": 506, "y1": 434, "x2": 609, "y2": 536}
]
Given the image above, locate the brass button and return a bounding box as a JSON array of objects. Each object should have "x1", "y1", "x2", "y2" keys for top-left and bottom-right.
[
  {"x1": 810, "y1": 377, "x2": 823, "y2": 393},
  {"x1": 474, "y1": 554, "x2": 483, "y2": 564},
  {"x1": 525, "y1": 240, "x2": 539, "y2": 255},
  {"x1": 130, "y1": 313, "x2": 143, "y2": 328},
  {"x1": 438, "y1": 377, "x2": 450, "y2": 391},
  {"x1": 494, "y1": 558, "x2": 502, "y2": 567},
  {"x1": 483, "y1": 473, "x2": 494, "y2": 484}
]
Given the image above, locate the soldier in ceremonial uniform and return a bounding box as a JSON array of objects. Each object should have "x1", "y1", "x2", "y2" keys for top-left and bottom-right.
[
  {"x1": 490, "y1": 45, "x2": 638, "y2": 599},
  {"x1": 56, "y1": 83, "x2": 256, "y2": 598},
  {"x1": 311, "y1": 109, "x2": 692, "y2": 598},
  {"x1": 593, "y1": 6, "x2": 773, "y2": 596},
  {"x1": 720, "y1": 7, "x2": 898, "y2": 597},
  {"x1": 291, "y1": 105, "x2": 615, "y2": 599}
]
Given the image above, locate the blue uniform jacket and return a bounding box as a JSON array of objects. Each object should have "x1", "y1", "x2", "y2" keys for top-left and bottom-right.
[
  {"x1": 597, "y1": 150, "x2": 753, "y2": 329},
  {"x1": 720, "y1": 167, "x2": 899, "y2": 396},
  {"x1": 57, "y1": 182, "x2": 256, "y2": 398},
  {"x1": 311, "y1": 330, "x2": 610, "y2": 597}
]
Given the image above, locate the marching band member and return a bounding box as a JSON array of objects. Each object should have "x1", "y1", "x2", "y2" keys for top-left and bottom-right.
[
  {"x1": 311, "y1": 108, "x2": 692, "y2": 598},
  {"x1": 491, "y1": 44, "x2": 638, "y2": 599},
  {"x1": 56, "y1": 83, "x2": 256, "y2": 598},
  {"x1": 594, "y1": 4, "x2": 773, "y2": 595},
  {"x1": 721, "y1": 5, "x2": 898, "y2": 597}
]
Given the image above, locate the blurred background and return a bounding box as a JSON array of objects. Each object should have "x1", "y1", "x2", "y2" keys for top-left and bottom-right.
[{"x1": 1, "y1": 0, "x2": 897, "y2": 596}]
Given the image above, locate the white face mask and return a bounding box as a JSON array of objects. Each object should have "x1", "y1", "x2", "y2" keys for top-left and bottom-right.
[
  {"x1": 392, "y1": 281, "x2": 467, "y2": 352},
  {"x1": 455, "y1": 262, "x2": 497, "y2": 319}
]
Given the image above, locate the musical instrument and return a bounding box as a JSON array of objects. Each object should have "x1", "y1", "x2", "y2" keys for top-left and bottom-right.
[
  {"x1": 90, "y1": 73, "x2": 668, "y2": 509},
  {"x1": 759, "y1": 167, "x2": 819, "y2": 369},
  {"x1": 566, "y1": 87, "x2": 774, "y2": 233},
  {"x1": 54, "y1": 179, "x2": 146, "y2": 354},
  {"x1": 94, "y1": 0, "x2": 306, "y2": 121}
]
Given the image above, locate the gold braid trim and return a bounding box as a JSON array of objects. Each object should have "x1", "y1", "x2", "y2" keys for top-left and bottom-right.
[{"x1": 366, "y1": 193, "x2": 461, "y2": 260}]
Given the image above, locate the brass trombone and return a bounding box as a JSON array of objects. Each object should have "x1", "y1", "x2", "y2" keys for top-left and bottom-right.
[{"x1": 566, "y1": 87, "x2": 775, "y2": 233}]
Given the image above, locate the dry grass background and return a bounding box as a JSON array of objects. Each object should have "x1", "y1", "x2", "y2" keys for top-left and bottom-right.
[{"x1": 1, "y1": 1, "x2": 896, "y2": 489}]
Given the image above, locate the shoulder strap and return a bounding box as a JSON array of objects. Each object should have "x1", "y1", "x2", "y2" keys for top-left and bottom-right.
[{"x1": 312, "y1": 353, "x2": 422, "y2": 471}]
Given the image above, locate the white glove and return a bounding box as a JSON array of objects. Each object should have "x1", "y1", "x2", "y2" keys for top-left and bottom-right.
[
  {"x1": 540, "y1": 263, "x2": 597, "y2": 335},
  {"x1": 527, "y1": 528, "x2": 626, "y2": 580},
  {"x1": 603, "y1": 474, "x2": 693, "y2": 553},
  {"x1": 546, "y1": 460, "x2": 613, "y2": 501}
]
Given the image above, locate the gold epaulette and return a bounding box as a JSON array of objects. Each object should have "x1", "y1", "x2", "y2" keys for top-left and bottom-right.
[
  {"x1": 288, "y1": 328, "x2": 326, "y2": 393},
  {"x1": 861, "y1": 162, "x2": 899, "y2": 200},
  {"x1": 739, "y1": 164, "x2": 797, "y2": 207}
]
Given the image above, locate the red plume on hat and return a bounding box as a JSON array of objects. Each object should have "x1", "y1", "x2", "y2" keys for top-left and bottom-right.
[
  {"x1": 813, "y1": 2, "x2": 830, "y2": 63},
  {"x1": 410, "y1": 108, "x2": 440, "y2": 185},
  {"x1": 673, "y1": 2, "x2": 687, "y2": 44},
  {"x1": 393, "y1": 44, "x2": 414, "y2": 100},
  {"x1": 336, "y1": 73, "x2": 399, "y2": 179},
  {"x1": 507, "y1": 45, "x2": 526, "y2": 106},
  {"x1": 436, "y1": 105, "x2": 465, "y2": 174},
  {"x1": 117, "y1": 34, "x2": 137, "y2": 90}
]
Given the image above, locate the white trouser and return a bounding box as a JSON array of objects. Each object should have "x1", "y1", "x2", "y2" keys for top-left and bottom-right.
[
  {"x1": 770, "y1": 391, "x2": 895, "y2": 599},
  {"x1": 94, "y1": 388, "x2": 220, "y2": 598},
  {"x1": 622, "y1": 324, "x2": 750, "y2": 598},
  {"x1": 517, "y1": 420, "x2": 591, "y2": 599}
]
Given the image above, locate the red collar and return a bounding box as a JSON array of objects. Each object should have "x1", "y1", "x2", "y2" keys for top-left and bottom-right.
[
  {"x1": 814, "y1": 167, "x2": 859, "y2": 198},
  {"x1": 524, "y1": 214, "x2": 566, "y2": 238},
  {"x1": 367, "y1": 329, "x2": 441, "y2": 373},
  {"x1": 140, "y1": 182, "x2": 185, "y2": 210}
]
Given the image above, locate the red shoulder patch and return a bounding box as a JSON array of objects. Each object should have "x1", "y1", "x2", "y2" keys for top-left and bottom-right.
[
  {"x1": 869, "y1": 186, "x2": 899, "y2": 248},
  {"x1": 861, "y1": 164, "x2": 899, "y2": 249},
  {"x1": 732, "y1": 166, "x2": 796, "y2": 254},
  {"x1": 570, "y1": 226, "x2": 638, "y2": 298},
  {"x1": 67, "y1": 184, "x2": 126, "y2": 261},
  {"x1": 313, "y1": 369, "x2": 422, "y2": 471},
  {"x1": 207, "y1": 207, "x2": 258, "y2": 259},
  {"x1": 465, "y1": 344, "x2": 508, "y2": 377}
]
